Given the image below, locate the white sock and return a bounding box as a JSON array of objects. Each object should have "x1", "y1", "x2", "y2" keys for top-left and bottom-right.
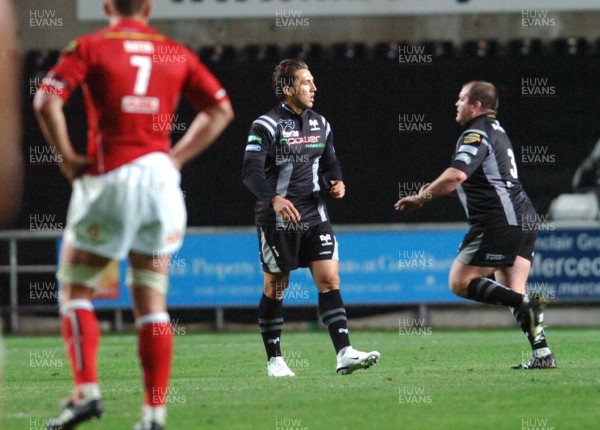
[
  {"x1": 141, "y1": 404, "x2": 167, "y2": 425},
  {"x1": 77, "y1": 382, "x2": 101, "y2": 401},
  {"x1": 532, "y1": 347, "x2": 551, "y2": 358}
]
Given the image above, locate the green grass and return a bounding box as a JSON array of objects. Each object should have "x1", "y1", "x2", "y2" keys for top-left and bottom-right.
[{"x1": 3, "y1": 329, "x2": 600, "y2": 430}]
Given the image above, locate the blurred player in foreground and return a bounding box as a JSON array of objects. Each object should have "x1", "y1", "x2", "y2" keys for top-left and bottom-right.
[
  {"x1": 33, "y1": 1, "x2": 233, "y2": 428},
  {"x1": 0, "y1": 0, "x2": 23, "y2": 418},
  {"x1": 395, "y1": 81, "x2": 555, "y2": 369},
  {"x1": 243, "y1": 59, "x2": 379, "y2": 377},
  {"x1": 0, "y1": 0, "x2": 23, "y2": 229}
]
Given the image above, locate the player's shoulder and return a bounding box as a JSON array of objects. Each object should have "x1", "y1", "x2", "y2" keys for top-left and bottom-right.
[
  {"x1": 474, "y1": 114, "x2": 509, "y2": 147},
  {"x1": 461, "y1": 114, "x2": 496, "y2": 145},
  {"x1": 253, "y1": 106, "x2": 279, "y2": 123},
  {"x1": 157, "y1": 37, "x2": 203, "y2": 70},
  {"x1": 483, "y1": 114, "x2": 507, "y2": 136},
  {"x1": 250, "y1": 107, "x2": 279, "y2": 137},
  {"x1": 479, "y1": 112, "x2": 506, "y2": 131}
]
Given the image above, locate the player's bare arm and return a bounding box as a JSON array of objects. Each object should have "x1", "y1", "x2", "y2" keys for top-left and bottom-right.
[
  {"x1": 272, "y1": 195, "x2": 301, "y2": 223},
  {"x1": 330, "y1": 180, "x2": 345, "y2": 199},
  {"x1": 170, "y1": 100, "x2": 234, "y2": 170},
  {"x1": 419, "y1": 167, "x2": 466, "y2": 201},
  {"x1": 33, "y1": 92, "x2": 92, "y2": 182},
  {"x1": 394, "y1": 167, "x2": 466, "y2": 211}
]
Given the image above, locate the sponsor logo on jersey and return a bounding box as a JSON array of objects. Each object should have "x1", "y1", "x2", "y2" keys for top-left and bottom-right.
[
  {"x1": 280, "y1": 136, "x2": 320, "y2": 145},
  {"x1": 282, "y1": 129, "x2": 298, "y2": 138},
  {"x1": 319, "y1": 234, "x2": 333, "y2": 246},
  {"x1": 463, "y1": 132, "x2": 482, "y2": 145},
  {"x1": 245, "y1": 144, "x2": 262, "y2": 152},
  {"x1": 309, "y1": 118, "x2": 321, "y2": 131},
  {"x1": 121, "y1": 96, "x2": 159, "y2": 114},
  {"x1": 305, "y1": 143, "x2": 325, "y2": 149},
  {"x1": 247, "y1": 135, "x2": 263, "y2": 143},
  {"x1": 279, "y1": 119, "x2": 299, "y2": 138}
]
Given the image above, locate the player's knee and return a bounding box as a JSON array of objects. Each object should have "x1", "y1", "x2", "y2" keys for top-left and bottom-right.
[
  {"x1": 264, "y1": 276, "x2": 288, "y2": 299},
  {"x1": 316, "y1": 274, "x2": 340, "y2": 292},
  {"x1": 126, "y1": 268, "x2": 168, "y2": 294},
  {"x1": 57, "y1": 264, "x2": 106, "y2": 290}
]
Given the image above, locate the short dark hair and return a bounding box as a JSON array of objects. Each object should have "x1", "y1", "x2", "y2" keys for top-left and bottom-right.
[
  {"x1": 109, "y1": 0, "x2": 148, "y2": 16},
  {"x1": 464, "y1": 80, "x2": 499, "y2": 111},
  {"x1": 272, "y1": 58, "x2": 308, "y2": 101}
]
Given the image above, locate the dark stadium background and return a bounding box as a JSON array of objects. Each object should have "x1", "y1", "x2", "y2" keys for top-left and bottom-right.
[
  {"x1": 4, "y1": 42, "x2": 599, "y2": 329},
  {"x1": 19, "y1": 53, "x2": 599, "y2": 229}
]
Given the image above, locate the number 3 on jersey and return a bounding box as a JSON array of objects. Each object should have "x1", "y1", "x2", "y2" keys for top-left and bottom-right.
[
  {"x1": 507, "y1": 148, "x2": 518, "y2": 179},
  {"x1": 130, "y1": 55, "x2": 152, "y2": 96}
]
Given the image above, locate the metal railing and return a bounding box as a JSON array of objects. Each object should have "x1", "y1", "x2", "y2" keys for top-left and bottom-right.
[
  {"x1": 0, "y1": 230, "x2": 62, "y2": 331},
  {"x1": 4, "y1": 223, "x2": 598, "y2": 333}
]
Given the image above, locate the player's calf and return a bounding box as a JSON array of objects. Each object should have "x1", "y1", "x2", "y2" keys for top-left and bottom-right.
[{"x1": 520, "y1": 292, "x2": 548, "y2": 338}]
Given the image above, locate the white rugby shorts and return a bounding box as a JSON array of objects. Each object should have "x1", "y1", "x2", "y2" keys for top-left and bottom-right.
[{"x1": 63, "y1": 152, "x2": 186, "y2": 259}]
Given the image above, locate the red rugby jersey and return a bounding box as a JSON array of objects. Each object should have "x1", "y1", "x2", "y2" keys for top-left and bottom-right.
[{"x1": 40, "y1": 19, "x2": 229, "y2": 174}]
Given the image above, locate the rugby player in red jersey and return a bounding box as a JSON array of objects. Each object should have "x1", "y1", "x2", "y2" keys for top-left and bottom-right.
[{"x1": 33, "y1": 1, "x2": 233, "y2": 428}]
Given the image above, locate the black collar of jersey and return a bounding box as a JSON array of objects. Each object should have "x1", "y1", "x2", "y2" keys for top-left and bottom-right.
[
  {"x1": 464, "y1": 111, "x2": 497, "y2": 128},
  {"x1": 278, "y1": 102, "x2": 311, "y2": 119}
]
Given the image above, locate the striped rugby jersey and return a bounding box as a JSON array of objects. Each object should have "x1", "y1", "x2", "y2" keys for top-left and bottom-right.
[
  {"x1": 451, "y1": 113, "x2": 537, "y2": 229},
  {"x1": 242, "y1": 102, "x2": 342, "y2": 227}
]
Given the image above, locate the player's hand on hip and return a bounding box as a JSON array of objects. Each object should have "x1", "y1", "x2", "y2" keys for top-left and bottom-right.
[
  {"x1": 272, "y1": 195, "x2": 301, "y2": 223},
  {"x1": 60, "y1": 153, "x2": 93, "y2": 182},
  {"x1": 394, "y1": 195, "x2": 424, "y2": 212},
  {"x1": 330, "y1": 180, "x2": 345, "y2": 199}
]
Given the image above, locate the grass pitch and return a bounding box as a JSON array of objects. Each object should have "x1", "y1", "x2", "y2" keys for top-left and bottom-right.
[{"x1": 2, "y1": 328, "x2": 599, "y2": 430}]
